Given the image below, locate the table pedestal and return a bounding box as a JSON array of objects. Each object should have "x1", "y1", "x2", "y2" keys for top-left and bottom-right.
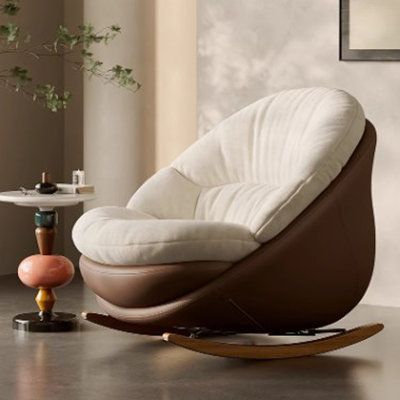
[{"x1": 13, "y1": 209, "x2": 78, "y2": 332}]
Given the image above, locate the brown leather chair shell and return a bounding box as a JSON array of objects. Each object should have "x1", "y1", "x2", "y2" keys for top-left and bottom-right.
[
  {"x1": 80, "y1": 121, "x2": 376, "y2": 333},
  {"x1": 80, "y1": 257, "x2": 232, "y2": 308}
]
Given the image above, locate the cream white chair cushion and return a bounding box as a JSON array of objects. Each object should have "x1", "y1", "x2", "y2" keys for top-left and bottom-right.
[
  {"x1": 72, "y1": 206, "x2": 259, "y2": 265},
  {"x1": 73, "y1": 87, "x2": 365, "y2": 265}
]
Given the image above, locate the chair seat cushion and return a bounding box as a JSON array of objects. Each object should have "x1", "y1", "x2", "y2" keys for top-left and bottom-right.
[
  {"x1": 128, "y1": 88, "x2": 365, "y2": 243},
  {"x1": 72, "y1": 206, "x2": 259, "y2": 265}
]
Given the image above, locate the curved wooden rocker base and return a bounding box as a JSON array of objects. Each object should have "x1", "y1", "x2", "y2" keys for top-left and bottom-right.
[
  {"x1": 81, "y1": 312, "x2": 235, "y2": 337},
  {"x1": 163, "y1": 323, "x2": 384, "y2": 359},
  {"x1": 82, "y1": 313, "x2": 383, "y2": 360},
  {"x1": 81, "y1": 312, "x2": 186, "y2": 336}
]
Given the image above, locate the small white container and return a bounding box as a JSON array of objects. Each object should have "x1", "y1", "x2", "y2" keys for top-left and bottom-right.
[{"x1": 72, "y1": 170, "x2": 85, "y2": 186}]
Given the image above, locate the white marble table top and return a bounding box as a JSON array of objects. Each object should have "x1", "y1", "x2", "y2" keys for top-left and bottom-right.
[{"x1": 0, "y1": 190, "x2": 96, "y2": 210}]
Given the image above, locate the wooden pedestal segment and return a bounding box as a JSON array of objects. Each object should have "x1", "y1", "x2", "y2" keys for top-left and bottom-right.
[
  {"x1": 35, "y1": 227, "x2": 56, "y2": 256},
  {"x1": 35, "y1": 288, "x2": 56, "y2": 314},
  {"x1": 34, "y1": 210, "x2": 58, "y2": 313}
]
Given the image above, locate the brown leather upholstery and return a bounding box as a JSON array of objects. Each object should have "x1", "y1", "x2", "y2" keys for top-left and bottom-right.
[
  {"x1": 80, "y1": 121, "x2": 376, "y2": 333},
  {"x1": 80, "y1": 257, "x2": 232, "y2": 307}
]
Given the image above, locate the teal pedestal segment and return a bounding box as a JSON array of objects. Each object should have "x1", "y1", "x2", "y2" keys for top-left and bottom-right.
[{"x1": 34, "y1": 210, "x2": 58, "y2": 228}]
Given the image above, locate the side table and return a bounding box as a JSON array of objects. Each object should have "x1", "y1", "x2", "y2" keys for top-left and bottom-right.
[{"x1": 0, "y1": 190, "x2": 95, "y2": 332}]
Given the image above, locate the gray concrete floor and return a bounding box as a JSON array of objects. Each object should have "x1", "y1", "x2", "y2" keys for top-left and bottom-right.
[{"x1": 0, "y1": 273, "x2": 398, "y2": 400}]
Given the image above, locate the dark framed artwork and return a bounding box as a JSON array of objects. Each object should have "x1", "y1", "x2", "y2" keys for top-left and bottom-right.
[{"x1": 340, "y1": 0, "x2": 400, "y2": 60}]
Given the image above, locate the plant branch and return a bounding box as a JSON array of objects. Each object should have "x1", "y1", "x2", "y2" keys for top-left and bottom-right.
[{"x1": 0, "y1": 1, "x2": 141, "y2": 111}]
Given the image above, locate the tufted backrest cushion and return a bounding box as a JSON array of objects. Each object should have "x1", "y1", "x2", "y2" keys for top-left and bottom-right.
[{"x1": 127, "y1": 87, "x2": 365, "y2": 243}]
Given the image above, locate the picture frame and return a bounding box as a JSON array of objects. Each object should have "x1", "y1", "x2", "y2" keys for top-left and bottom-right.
[{"x1": 340, "y1": 0, "x2": 400, "y2": 61}]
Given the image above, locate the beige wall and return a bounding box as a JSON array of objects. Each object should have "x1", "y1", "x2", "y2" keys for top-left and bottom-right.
[
  {"x1": 63, "y1": 0, "x2": 84, "y2": 264},
  {"x1": 83, "y1": 0, "x2": 154, "y2": 209},
  {"x1": 84, "y1": 0, "x2": 197, "y2": 209},
  {"x1": 0, "y1": 0, "x2": 65, "y2": 274},
  {"x1": 155, "y1": 0, "x2": 197, "y2": 169},
  {"x1": 198, "y1": 0, "x2": 400, "y2": 307}
]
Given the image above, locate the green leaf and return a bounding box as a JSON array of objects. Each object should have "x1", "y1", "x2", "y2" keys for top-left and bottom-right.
[
  {"x1": 110, "y1": 24, "x2": 121, "y2": 32},
  {"x1": 0, "y1": 22, "x2": 19, "y2": 43},
  {"x1": 109, "y1": 64, "x2": 139, "y2": 89},
  {"x1": 55, "y1": 25, "x2": 80, "y2": 51},
  {"x1": 10, "y1": 66, "x2": 31, "y2": 82},
  {"x1": 1, "y1": 0, "x2": 20, "y2": 16},
  {"x1": 35, "y1": 84, "x2": 71, "y2": 112}
]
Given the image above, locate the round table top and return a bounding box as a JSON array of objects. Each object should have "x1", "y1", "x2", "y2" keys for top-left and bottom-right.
[{"x1": 0, "y1": 190, "x2": 96, "y2": 210}]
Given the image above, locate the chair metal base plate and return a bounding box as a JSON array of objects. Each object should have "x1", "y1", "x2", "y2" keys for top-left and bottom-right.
[{"x1": 13, "y1": 312, "x2": 78, "y2": 332}]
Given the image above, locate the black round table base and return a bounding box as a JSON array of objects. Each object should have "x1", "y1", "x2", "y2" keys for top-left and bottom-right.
[{"x1": 13, "y1": 312, "x2": 78, "y2": 332}]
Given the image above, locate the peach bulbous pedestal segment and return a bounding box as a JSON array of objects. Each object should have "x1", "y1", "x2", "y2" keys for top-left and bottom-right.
[
  {"x1": 13, "y1": 209, "x2": 78, "y2": 332},
  {"x1": 18, "y1": 255, "x2": 74, "y2": 290}
]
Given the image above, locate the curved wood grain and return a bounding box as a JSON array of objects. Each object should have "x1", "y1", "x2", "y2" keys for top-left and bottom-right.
[
  {"x1": 163, "y1": 323, "x2": 384, "y2": 359},
  {"x1": 81, "y1": 312, "x2": 185, "y2": 336}
]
